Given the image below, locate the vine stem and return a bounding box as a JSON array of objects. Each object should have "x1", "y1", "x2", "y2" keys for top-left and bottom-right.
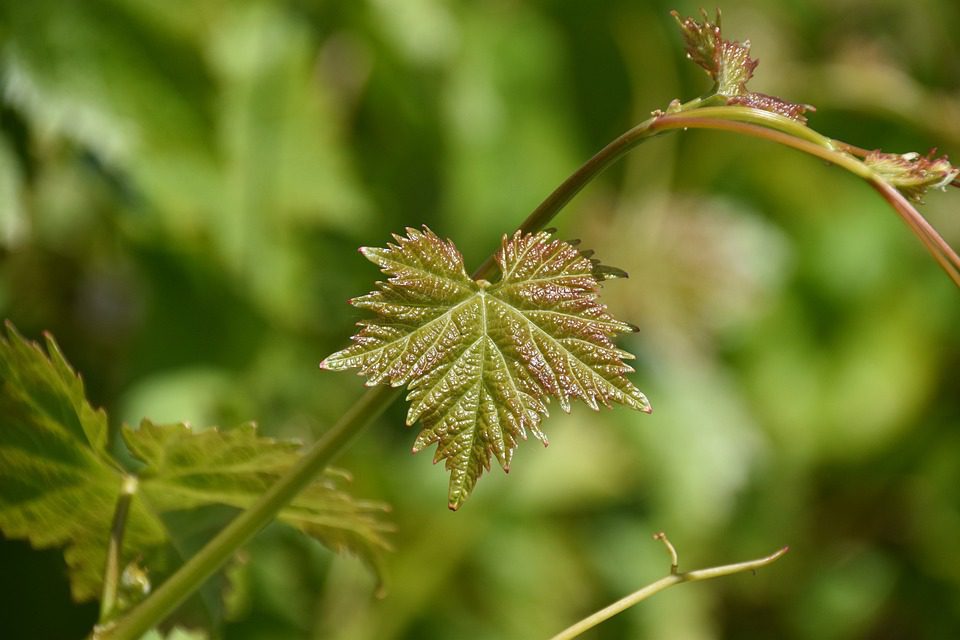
[
  {"x1": 548, "y1": 534, "x2": 789, "y2": 640},
  {"x1": 98, "y1": 102, "x2": 959, "y2": 639},
  {"x1": 94, "y1": 385, "x2": 402, "y2": 640},
  {"x1": 474, "y1": 105, "x2": 960, "y2": 287},
  {"x1": 99, "y1": 475, "x2": 139, "y2": 623},
  {"x1": 649, "y1": 109, "x2": 960, "y2": 287}
]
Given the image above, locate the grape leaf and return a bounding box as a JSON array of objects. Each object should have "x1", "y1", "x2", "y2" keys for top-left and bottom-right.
[
  {"x1": 0, "y1": 323, "x2": 166, "y2": 601},
  {"x1": 321, "y1": 227, "x2": 650, "y2": 510},
  {"x1": 0, "y1": 323, "x2": 392, "y2": 603},
  {"x1": 124, "y1": 420, "x2": 394, "y2": 588},
  {"x1": 672, "y1": 9, "x2": 812, "y2": 123}
]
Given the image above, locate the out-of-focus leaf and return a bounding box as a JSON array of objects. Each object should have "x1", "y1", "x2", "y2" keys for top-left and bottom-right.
[
  {"x1": 0, "y1": 134, "x2": 27, "y2": 246},
  {"x1": 369, "y1": 0, "x2": 459, "y2": 66},
  {"x1": 589, "y1": 195, "x2": 790, "y2": 349},
  {"x1": 1, "y1": 1, "x2": 370, "y2": 322},
  {"x1": 0, "y1": 0, "x2": 209, "y2": 164},
  {"x1": 0, "y1": 323, "x2": 166, "y2": 601},
  {"x1": 200, "y1": 3, "x2": 371, "y2": 321},
  {"x1": 139, "y1": 627, "x2": 208, "y2": 640},
  {"x1": 0, "y1": 325, "x2": 392, "y2": 603},
  {"x1": 124, "y1": 420, "x2": 394, "y2": 588},
  {"x1": 321, "y1": 227, "x2": 649, "y2": 509},
  {"x1": 442, "y1": 4, "x2": 578, "y2": 255}
]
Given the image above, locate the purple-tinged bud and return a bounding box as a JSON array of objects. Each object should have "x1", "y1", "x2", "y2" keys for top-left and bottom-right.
[{"x1": 865, "y1": 149, "x2": 959, "y2": 203}]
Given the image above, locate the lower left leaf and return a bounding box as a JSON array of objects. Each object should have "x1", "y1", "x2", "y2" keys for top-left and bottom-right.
[{"x1": 0, "y1": 322, "x2": 392, "y2": 608}]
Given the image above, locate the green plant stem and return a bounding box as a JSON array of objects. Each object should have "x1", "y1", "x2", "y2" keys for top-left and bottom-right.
[
  {"x1": 100, "y1": 100, "x2": 960, "y2": 639},
  {"x1": 94, "y1": 385, "x2": 402, "y2": 640},
  {"x1": 649, "y1": 112, "x2": 960, "y2": 287},
  {"x1": 471, "y1": 112, "x2": 660, "y2": 280},
  {"x1": 549, "y1": 542, "x2": 789, "y2": 640},
  {"x1": 99, "y1": 475, "x2": 138, "y2": 623},
  {"x1": 474, "y1": 104, "x2": 960, "y2": 286}
]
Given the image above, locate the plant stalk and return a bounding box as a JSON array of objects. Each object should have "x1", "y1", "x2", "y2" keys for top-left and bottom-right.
[
  {"x1": 549, "y1": 543, "x2": 789, "y2": 640},
  {"x1": 650, "y1": 112, "x2": 960, "y2": 287},
  {"x1": 99, "y1": 475, "x2": 138, "y2": 624},
  {"x1": 475, "y1": 104, "x2": 960, "y2": 287},
  {"x1": 94, "y1": 385, "x2": 402, "y2": 640}
]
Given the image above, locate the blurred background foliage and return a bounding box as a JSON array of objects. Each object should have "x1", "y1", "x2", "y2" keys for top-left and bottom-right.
[{"x1": 1, "y1": 0, "x2": 959, "y2": 638}]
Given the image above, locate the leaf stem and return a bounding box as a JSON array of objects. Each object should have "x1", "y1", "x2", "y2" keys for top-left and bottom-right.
[
  {"x1": 549, "y1": 534, "x2": 789, "y2": 640},
  {"x1": 94, "y1": 385, "x2": 401, "y2": 640},
  {"x1": 99, "y1": 475, "x2": 138, "y2": 624}
]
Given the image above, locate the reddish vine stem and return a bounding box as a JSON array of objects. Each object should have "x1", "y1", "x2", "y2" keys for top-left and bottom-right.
[{"x1": 651, "y1": 114, "x2": 960, "y2": 288}]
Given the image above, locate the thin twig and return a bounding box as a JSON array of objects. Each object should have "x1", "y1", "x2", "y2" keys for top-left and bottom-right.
[
  {"x1": 549, "y1": 535, "x2": 789, "y2": 640},
  {"x1": 653, "y1": 532, "x2": 679, "y2": 574},
  {"x1": 99, "y1": 475, "x2": 138, "y2": 624}
]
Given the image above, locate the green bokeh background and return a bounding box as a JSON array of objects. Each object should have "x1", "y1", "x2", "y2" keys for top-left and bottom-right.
[{"x1": 1, "y1": 0, "x2": 959, "y2": 638}]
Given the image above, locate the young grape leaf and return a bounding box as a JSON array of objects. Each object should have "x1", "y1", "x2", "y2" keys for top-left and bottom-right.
[
  {"x1": 672, "y1": 9, "x2": 812, "y2": 122},
  {"x1": 321, "y1": 227, "x2": 650, "y2": 510},
  {"x1": 0, "y1": 323, "x2": 392, "y2": 603}
]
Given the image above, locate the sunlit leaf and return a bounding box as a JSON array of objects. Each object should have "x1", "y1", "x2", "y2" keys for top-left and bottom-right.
[
  {"x1": 672, "y1": 9, "x2": 812, "y2": 122},
  {"x1": 0, "y1": 324, "x2": 392, "y2": 603},
  {"x1": 321, "y1": 227, "x2": 650, "y2": 509}
]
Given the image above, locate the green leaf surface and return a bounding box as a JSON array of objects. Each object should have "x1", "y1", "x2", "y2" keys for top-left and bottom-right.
[
  {"x1": 124, "y1": 420, "x2": 394, "y2": 585},
  {"x1": 0, "y1": 323, "x2": 166, "y2": 601},
  {"x1": 0, "y1": 324, "x2": 391, "y2": 603},
  {"x1": 321, "y1": 227, "x2": 650, "y2": 509}
]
